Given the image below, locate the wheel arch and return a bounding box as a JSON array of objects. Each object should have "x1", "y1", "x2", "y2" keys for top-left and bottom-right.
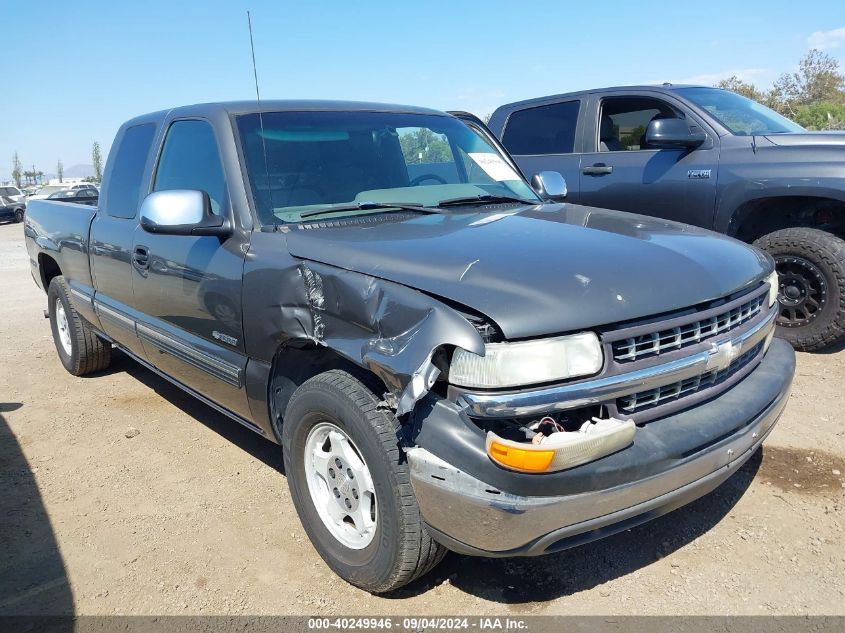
[
  {"x1": 728, "y1": 195, "x2": 845, "y2": 243},
  {"x1": 38, "y1": 253, "x2": 62, "y2": 293},
  {"x1": 267, "y1": 342, "x2": 395, "y2": 443}
]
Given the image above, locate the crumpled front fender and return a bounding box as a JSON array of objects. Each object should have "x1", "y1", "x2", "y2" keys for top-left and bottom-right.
[{"x1": 242, "y1": 233, "x2": 486, "y2": 415}]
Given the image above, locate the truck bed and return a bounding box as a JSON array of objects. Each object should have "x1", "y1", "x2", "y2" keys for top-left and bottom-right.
[{"x1": 24, "y1": 199, "x2": 99, "y2": 294}]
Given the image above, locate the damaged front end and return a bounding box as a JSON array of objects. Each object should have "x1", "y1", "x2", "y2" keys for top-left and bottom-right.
[
  {"x1": 296, "y1": 260, "x2": 487, "y2": 416},
  {"x1": 242, "y1": 238, "x2": 488, "y2": 420}
]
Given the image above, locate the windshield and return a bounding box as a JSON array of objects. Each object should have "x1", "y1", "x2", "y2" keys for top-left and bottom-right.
[
  {"x1": 676, "y1": 87, "x2": 804, "y2": 135},
  {"x1": 236, "y1": 110, "x2": 540, "y2": 224}
]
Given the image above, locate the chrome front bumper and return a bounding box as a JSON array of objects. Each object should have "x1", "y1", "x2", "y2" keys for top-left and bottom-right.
[{"x1": 408, "y1": 337, "x2": 793, "y2": 556}]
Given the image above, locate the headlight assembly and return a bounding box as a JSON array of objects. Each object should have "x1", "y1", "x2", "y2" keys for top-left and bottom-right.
[
  {"x1": 450, "y1": 332, "x2": 603, "y2": 389},
  {"x1": 765, "y1": 269, "x2": 779, "y2": 308}
]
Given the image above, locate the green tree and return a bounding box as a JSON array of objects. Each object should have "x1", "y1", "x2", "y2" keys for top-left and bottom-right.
[
  {"x1": 793, "y1": 101, "x2": 845, "y2": 130},
  {"x1": 715, "y1": 75, "x2": 764, "y2": 101},
  {"x1": 57, "y1": 159, "x2": 64, "y2": 183},
  {"x1": 399, "y1": 129, "x2": 452, "y2": 165},
  {"x1": 767, "y1": 49, "x2": 845, "y2": 116},
  {"x1": 92, "y1": 141, "x2": 103, "y2": 181},
  {"x1": 11, "y1": 152, "x2": 22, "y2": 187}
]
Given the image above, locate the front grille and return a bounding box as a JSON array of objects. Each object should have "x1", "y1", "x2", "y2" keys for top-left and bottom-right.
[
  {"x1": 618, "y1": 341, "x2": 763, "y2": 414},
  {"x1": 612, "y1": 293, "x2": 765, "y2": 363}
]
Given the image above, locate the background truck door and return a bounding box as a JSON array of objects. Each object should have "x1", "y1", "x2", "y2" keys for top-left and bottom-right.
[
  {"x1": 576, "y1": 92, "x2": 720, "y2": 228},
  {"x1": 497, "y1": 99, "x2": 584, "y2": 203},
  {"x1": 89, "y1": 122, "x2": 157, "y2": 358},
  {"x1": 130, "y1": 118, "x2": 251, "y2": 419}
]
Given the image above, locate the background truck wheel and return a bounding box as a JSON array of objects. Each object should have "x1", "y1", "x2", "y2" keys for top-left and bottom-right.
[
  {"x1": 754, "y1": 228, "x2": 845, "y2": 351},
  {"x1": 14, "y1": 209, "x2": 23, "y2": 223},
  {"x1": 282, "y1": 370, "x2": 445, "y2": 593},
  {"x1": 47, "y1": 276, "x2": 112, "y2": 375}
]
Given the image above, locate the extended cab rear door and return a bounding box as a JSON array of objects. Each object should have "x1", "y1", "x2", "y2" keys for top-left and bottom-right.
[
  {"x1": 577, "y1": 90, "x2": 720, "y2": 228},
  {"x1": 89, "y1": 121, "x2": 158, "y2": 358}
]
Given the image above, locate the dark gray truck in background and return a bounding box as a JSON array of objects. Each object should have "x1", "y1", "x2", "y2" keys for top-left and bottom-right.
[
  {"x1": 490, "y1": 85, "x2": 845, "y2": 351},
  {"x1": 24, "y1": 100, "x2": 793, "y2": 592}
]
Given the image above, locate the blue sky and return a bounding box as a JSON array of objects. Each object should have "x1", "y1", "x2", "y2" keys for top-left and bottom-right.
[{"x1": 3, "y1": 0, "x2": 845, "y2": 181}]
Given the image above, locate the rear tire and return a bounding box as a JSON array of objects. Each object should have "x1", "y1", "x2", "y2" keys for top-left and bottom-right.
[
  {"x1": 753, "y1": 228, "x2": 845, "y2": 351},
  {"x1": 282, "y1": 370, "x2": 445, "y2": 593},
  {"x1": 47, "y1": 276, "x2": 112, "y2": 375},
  {"x1": 14, "y1": 209, "x2": 23, "y2": 223}
]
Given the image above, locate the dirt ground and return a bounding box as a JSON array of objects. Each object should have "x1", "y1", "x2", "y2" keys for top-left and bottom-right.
[{"x1": 0, "y1": 219, "x2": 843, "y2": 616}]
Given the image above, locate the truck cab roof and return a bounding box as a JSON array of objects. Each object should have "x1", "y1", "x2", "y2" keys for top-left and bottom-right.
[
  {"x1": 494, "y1": 84, "x2": 708, "y2": 111},
  {"x1": 123, "y1": 100, "x2": 450, "y2": 127}
]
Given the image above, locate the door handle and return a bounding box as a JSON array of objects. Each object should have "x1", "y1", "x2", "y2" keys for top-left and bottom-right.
[
  {"x1": 582, "y1": 164, "x2": 613, "y2": 176},
  {"x1": 132, "y1": 246, "x2": 150, "y2": 270}
]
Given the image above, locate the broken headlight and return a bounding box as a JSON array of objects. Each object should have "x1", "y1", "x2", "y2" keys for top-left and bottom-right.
[{"x1": 449, "y1": 332, "x2": 603, "y2": 389}]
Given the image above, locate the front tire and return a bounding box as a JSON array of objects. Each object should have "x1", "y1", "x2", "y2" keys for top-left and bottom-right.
[
  {"x1": 14, "y1": 208, "x2": 23, "y2": 223},
  {"x1": 48, "y1": 276, "x2": 112, "y2": 375},
  {"x1": 282, "y1": 370, "x2": 445, "y2": 593},
  {"x1": 753, "y1": 228, "x2": 845, "y2": 351}
]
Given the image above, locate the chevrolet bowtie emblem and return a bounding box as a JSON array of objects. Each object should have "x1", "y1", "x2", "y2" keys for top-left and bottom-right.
[{"x1": 706, "y1": 340, "x2": 741, "y2": 372}]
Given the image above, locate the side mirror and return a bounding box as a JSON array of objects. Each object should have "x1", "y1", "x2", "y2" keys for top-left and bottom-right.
[
  {"x1": 531, "y1": 171, "x2": 567, "y2": 200},
  {"x1": 139, "y1": 190, "x2": 231, "y2": 238},
  {"x1": 645, "y1": 118, "x2": 706, "y2": 148}
]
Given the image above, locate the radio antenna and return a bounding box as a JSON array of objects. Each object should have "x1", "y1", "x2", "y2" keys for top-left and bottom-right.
[{"x1": 247, "y1": 10, "x2": 272, "y2": 203}]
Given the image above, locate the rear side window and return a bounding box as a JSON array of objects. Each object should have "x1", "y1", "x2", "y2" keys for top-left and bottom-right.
[
  {"x1": 103, "y1": 123, "x2": 156, "y2": 219},
  {"x1": 502, "y1": 101, "x2": 580, "y2": 155},
  {"x1": 154, "y1": 119, "x2": 226, "y2": 214}
]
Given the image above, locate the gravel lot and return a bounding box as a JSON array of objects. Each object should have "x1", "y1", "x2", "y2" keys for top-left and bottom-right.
[{"x1": 1, "y1": 219, "x2": 843, "y2": 616}]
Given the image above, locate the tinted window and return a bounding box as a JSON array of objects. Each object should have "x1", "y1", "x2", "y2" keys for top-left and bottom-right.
[
  {"x1": 103, "y1": 123, "x2": 156, "y2": 218},
  {"x1": 502, "y1": 101, "x2": 580, "y2": 155},
  {"x1": 154, "y1": 120, "x2": 226, "y2": 214},
  {"x1": 598, "y1": 97, "x2": 684, "y2": 152}
]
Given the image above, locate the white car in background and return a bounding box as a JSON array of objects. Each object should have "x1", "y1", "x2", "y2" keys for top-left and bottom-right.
[
  {"x1": 0, "y1": 185, "x2": 26, "y2": 202},
  {"x1": 29, "y1": 183, "x2": 100, "y2": 201}
]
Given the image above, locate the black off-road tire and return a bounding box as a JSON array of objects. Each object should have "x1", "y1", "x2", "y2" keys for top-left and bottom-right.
[
  {"x1": 282, "y1": 370, "x2": 445, "y2": 593},
  {"x1": 754, "y1": 228, "x2": 845, "y2": 351},
  {"x1": 47, "y1": 276, "x2": 112, "y2": 375}
]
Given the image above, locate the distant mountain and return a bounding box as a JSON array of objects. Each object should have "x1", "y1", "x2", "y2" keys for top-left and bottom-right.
[{"x1": 64, "y1": 164, "x2": 95, "y2": 178}]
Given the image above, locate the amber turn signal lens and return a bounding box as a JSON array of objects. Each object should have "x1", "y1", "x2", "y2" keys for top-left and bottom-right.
[{"x1": 488, "y1": 441, "x2": 555, "y2": 472}]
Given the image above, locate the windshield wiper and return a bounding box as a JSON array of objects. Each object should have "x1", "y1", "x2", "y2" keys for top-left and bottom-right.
[
  {"x1": 435, "y1": 194, "x2": 538, "y2": 208},
  {"x1": 299, "y1": 201, "x2": 441, "y2": 219}
]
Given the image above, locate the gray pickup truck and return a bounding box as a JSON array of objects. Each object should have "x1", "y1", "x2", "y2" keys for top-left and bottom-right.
[
  {"x1": 490, "y1": 85, "x2": 845, "y2": 351},
  {"x1": 24, "y1": 100, "x2": 794, "y2": 593}
]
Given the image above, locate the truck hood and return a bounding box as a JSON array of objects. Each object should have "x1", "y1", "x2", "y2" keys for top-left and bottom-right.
[
  {"x1": 285, "y1": 203, "x2": 772, "y2": 339},
  {"x1": 764, "y1": 131, "x2": 845, "y2": 147}
]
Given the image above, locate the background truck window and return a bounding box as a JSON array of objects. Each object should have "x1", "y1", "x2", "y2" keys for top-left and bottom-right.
[
  {"x1": 598, "y1": 97, "x2": 684, "y2": 151},
  {"x1": 501, "y1": 100, "x2": 580, "y2": 155}
]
